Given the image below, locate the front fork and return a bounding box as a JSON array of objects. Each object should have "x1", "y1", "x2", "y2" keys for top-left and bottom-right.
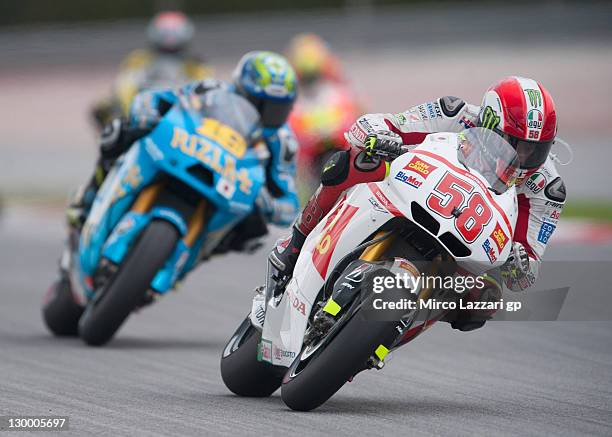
[
  {"x1": 130, "y1": 181, "x2": 208, "y2": 247},
  {"x1": 126, "y1": 181, "x2": 209, "y2": 294},
  {"x1": 80, "y1": 180, "x2": 208, "y2": 300},
  {"x1": 317, "y1": 231, "x2": 447, "y2": 367}
]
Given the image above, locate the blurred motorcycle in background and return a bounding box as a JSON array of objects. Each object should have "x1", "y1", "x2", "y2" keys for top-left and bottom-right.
[
  {"x1": 286, "y1": 33, "x2": 361, "y2": 200},
  {"x1": 91, "y1": 11, "x2": 212, "y2": 130},
  {"x1": 43, "y1": 89, "x2": 266, "y2": 346}
]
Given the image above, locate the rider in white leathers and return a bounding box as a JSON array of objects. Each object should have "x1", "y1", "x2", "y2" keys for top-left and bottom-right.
[{"x1": 270, "y1": 76, "x2": 566, "y2": 330}]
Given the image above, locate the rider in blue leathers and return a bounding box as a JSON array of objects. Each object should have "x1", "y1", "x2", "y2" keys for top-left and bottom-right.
[{"x1": 68, "y1": 51, "x2": 300, "y2": 251}]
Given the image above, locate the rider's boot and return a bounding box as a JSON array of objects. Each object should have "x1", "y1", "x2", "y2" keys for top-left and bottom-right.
[
  {"x1": 66, "y1": 119, "x2": 144, "y2": 230},
  {"x1": 267, "y1": 187, "x2": 328, "y2": 278},
  {"x1": 268, "y1": 225, "x2": 307, "y2": 279},
  {"x1": 65, "y1": 163, "x2": 106, "y2": 231}
]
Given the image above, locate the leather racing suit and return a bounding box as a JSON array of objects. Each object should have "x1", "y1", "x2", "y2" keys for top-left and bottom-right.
[
  {"x1": 289, "y1": 96, "x2": 566, "y2": 303},
  {"x1": 79, "y1": 79, "x2": 299, "y2": 249},
  {"x1": 91, "y1": 49, "x2": 213, "y2": 130}
]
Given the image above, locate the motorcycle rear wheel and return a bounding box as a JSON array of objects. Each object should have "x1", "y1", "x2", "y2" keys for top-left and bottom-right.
[
  {"x1": 220, "y1": 317, "x2": 285, "y2": 397},
  {"x1": 42, "y1": 277, "x2": 84, "y2": 336}
]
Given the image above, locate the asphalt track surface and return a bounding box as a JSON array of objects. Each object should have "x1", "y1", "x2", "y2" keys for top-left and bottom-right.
[
  {"x1": 1, "y1": 207, "x2": 611, "y2": 436},
  {"x1": 1, "y1": 3, "x2": 612, "y2": 434}
]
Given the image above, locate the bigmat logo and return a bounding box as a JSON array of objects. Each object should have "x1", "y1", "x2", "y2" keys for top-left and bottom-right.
[
  {"x1": 395, "y1": 171, "x2": 423, "y2": 189},
  {"x1": 482, "y1": 239, "x2": 497, "y2": 264}
]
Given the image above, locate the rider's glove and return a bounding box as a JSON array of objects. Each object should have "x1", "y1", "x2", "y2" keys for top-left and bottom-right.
[
  {"x1": 363, "y1": 131, "x2": 405, "y2": 159},
  {"x1": 130, "y1": 91, "x2": 163, "y2": 129},
  {"x1": 500, "y1": 242, "x2": 535, "y2": 291}
]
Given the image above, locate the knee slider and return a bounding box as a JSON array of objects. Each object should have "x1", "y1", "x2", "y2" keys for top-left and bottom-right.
[
  {"x1": 321, "y1": 150, "x2": 350, "y2": 186},
  {"x1": 99, "y1": 118, "x2": 127, "y2": 159}
]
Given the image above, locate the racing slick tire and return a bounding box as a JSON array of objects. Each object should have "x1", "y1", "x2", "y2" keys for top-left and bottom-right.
[
  {"x1": 42, "y1": 277, "x2": 84, "y2": 336},
  {"x1": 281, "y1": 295, "x2": 399, "y2": 411},
  {"x1": 78, "y1": 219, "x2": 179, "y2": 346},
  {"x1": 221, "y1": 317, "x2": 285, "y2": 397}
]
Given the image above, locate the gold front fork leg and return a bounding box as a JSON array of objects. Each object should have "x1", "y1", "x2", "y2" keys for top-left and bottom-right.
[{"x1": 359, "y1": 231, "x2": 396, "y2": 262}]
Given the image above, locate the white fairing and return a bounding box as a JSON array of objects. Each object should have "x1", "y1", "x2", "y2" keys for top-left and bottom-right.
[{"x1": 261, "y1": 133, "x2": 518, "y2": 367}]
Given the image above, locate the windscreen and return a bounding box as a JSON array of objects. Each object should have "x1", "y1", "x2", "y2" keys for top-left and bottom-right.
[
  {"x1": 457, "y1": 127, "x2": 520, "y2": 194},
  {"x1": 186, "y1": 88, "x2": 261, "y2": 140}
]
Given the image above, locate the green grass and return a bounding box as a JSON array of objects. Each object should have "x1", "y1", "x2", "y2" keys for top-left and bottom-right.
[{"x1": 562, "y1": 201, "x2": 612, "y2": 223}]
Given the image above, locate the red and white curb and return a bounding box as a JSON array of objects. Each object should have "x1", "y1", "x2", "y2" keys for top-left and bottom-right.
[{"x1": 552, "y1": 219, "x2": 612, "y2": 245}]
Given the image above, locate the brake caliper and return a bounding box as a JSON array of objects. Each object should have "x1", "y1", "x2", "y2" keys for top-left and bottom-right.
[{"x1": 304, "y1": 302, "x2": 336, "y2": 346}]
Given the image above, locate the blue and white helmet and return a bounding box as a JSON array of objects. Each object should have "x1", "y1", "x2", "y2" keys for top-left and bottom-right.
[{"x1": 233, "y1": 51, "x2": 298, "y2": 128}]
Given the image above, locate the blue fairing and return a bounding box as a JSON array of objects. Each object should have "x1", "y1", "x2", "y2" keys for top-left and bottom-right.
[{"x1": 77, "y1": 91, "x2": 264, "y2": 297}]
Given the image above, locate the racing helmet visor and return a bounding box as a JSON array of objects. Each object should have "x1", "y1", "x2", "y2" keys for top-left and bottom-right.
[
  {"x1": 495, "y1": 129, "x2": 553, "y2": 170},
  {"x1": 257, "y1": 98, "x2": 294, "y2": 128}
]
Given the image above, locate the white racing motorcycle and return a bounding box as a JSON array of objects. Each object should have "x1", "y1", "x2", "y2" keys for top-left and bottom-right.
[{"x1": 220, "y1": 127, "x2": 520, "y2": 411}]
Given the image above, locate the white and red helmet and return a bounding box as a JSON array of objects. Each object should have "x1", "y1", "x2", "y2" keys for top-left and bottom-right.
[
  {"x1": 478, "y1": 76, "x2": 557, "y2": 173},
  {"x1": 147, "y1": 11, "x2": 194, "y2": 53}
]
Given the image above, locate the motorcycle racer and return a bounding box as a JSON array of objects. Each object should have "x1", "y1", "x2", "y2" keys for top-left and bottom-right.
[
  {"x1": 269, "y1": 76, "x2": 566, "y2": 330},
  {"x1": 91, "y1": 11, "x2": 213, "y2": 129},
  {"x1": 70, "y1": 51, "x2": 299, "y2": 250},
  {"x1": 286, "y1": 33, "x2": 362, "y2": 196}
]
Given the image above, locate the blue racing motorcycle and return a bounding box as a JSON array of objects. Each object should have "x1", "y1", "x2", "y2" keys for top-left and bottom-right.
[{"x1": 43, "y1": 89, "x2": 265, "y2": 346}]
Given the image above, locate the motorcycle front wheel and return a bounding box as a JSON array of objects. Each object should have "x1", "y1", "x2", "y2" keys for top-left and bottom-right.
[
  {"x1": 281, "y1": 295, "x2": 399, "y2": 412},
  {"x1": 78, "y1": 219, "x2": 179, "y2": 346}
]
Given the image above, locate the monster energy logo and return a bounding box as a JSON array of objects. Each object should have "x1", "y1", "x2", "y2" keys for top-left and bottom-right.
[
  {"x1": 525, "y1": 89, "x2": 542, "y2": 107},
  {"x1": 365, "y1": 135, "x2": 377, "y2": 155},
  {"x1": 481, "y1": 106, "x2": 500, "y2": 130}
]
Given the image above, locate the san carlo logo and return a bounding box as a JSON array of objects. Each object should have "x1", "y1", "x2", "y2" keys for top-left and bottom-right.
[
  {"x1": 405, "y1": 157, "x2": 437, "y2": 178},
  {"x1": 490, "y1": 222, "x2": 508, "y2": 252},
  {"x1": 527, "y1": 109, "x2": 543, "y2": 130},
  {"x1": 395, "y1": 156, "x2": 438, "y2": 189},
  {"x1": 525, "y1": 172, "x2": 547, "y2": 194}
]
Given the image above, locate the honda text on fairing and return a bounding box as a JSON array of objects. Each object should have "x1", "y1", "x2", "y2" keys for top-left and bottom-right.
[
  {"x1": 220, "y1": 127, "x2": 521, "y2": 410},
  {"x1": 43, "y1": 89, "x2": 264, "y2": 346}
]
